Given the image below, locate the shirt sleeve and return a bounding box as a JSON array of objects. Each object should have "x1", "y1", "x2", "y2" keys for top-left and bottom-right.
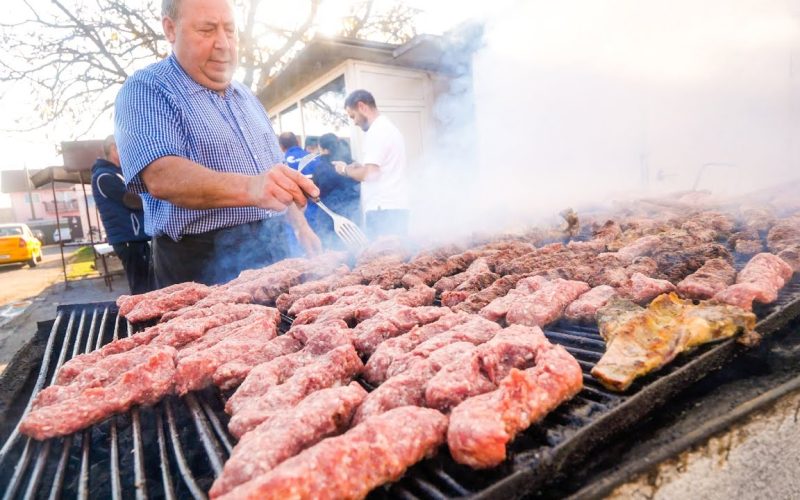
[
  {"x1": 95, "y1": 172, "x2": 128, "y2": 203},
  {"x1": 114, "y1": 76, "x2": 186, "y2": 194}
]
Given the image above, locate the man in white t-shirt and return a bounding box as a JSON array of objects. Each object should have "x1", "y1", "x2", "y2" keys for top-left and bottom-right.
[{"x1": 332, "y1": 89, "x2": 409, "y2": 240}]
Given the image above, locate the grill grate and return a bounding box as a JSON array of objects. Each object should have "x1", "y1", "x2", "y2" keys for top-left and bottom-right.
[{"x1": 1, "y1": 277, "x2": 799, "y2": 500}]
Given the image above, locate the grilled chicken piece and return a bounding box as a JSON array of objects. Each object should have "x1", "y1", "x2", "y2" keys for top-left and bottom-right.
[{"x1": 592, "y1": 293, "x2": 756, "y2": 391}]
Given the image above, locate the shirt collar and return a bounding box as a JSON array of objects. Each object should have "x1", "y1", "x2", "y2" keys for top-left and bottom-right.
[{"x1": 167, "y1": 53, "x2": 239, "y2": 98}]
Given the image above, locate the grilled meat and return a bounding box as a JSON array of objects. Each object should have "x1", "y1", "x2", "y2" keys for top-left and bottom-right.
[
  {"x1": 21, "y1": 345, "x2": 177, "y2": 440},
  {"x1": 616, "y1": 272, "x2": 676, "y2": 304},
  {"x1": 209, "y1": 383, "x2": 367, "y2": 498},
  {"x1": 224, "y1": 321, "x2": 352, "y2": 415},
  {"x1": 123, "y1": 282, "x2": 213, "y2": 323},
  {"x1": 425, "y1": 325, "x2": 550, "y2": 412},
  {"x1": 564, "y1": 285, "x2": 618, "y2": 322},
  {"x1": 480, "y1": 276, "x2": 548, "y2": 322},
  {"x1": 351, "y1": 305, "x2": 450, "y2": 356},
  {"x1": 714, "y1": 252, "x2": 794, "y2": 309},
  {"x1": 218, "y1": 406, "x2": 447, "y2": 500},
  {"x1": 362, "y1": 312, "x2": 473, "y2": 385},
  {"x1": 353, "y1": 342, "x2": 476, "y2": 424},
  {"x1": 447, "y1": 341, "x2": 582, "y2": 468},
  {"x1": 385, "y1": 316, "x2": 501, "y2": 380},
  {"x1": 592, "y1": 293, "x2": 757, "y2": 391},
  {"x1": 506, "y1": 279, "x2": 590, "y2": 327},
  {"x1": 174, "y1": 309, "x2": 281, "y2": 394},
  {"x1": 227, "y1": 345, "x2": 363, "y2": 438},
  {"x1": 676, "y1": 257, "x2": 736, "y2": 300}
]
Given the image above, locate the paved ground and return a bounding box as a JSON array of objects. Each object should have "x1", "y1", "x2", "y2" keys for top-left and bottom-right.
[
  {"x1": 0, "y1": 245, "x2": 76, "y2": 306},
  {"x1": 0, "y1": 245, "x2": 125, "y2": 373},
  {"x1": 609, "y1": 386, "x2": 800, "y2": 500}
]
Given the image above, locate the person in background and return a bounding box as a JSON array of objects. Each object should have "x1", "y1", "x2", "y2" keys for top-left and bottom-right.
[
  {"x1": 304, "y1": 135, "x2": 320, "y2": 155},
  {"x1": 278, "y1": 131, "x2": 318, "y2": 256},
  {"x1": 333, "y1": 89, "x2": 409, "y2": 240},
  {"x1": 278, "y1": 132, "x2": 312, "y2": 172},
  {"x1": 91, "y1": 135, "x2": 152, "y2": 294},
  {"x1": 311, "y1": 133, "x2": 361, "y2": 249},
  {"x1": 336, "y1": 137, "x2": 353, "y2": 164},
  {"x1": 114, "y1": 0, "x2": 321, "y2": 288}
]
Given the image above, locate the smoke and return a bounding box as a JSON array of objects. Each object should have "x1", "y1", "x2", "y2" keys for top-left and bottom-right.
[{"x1": 409, "y1": 0, "x2": 800, "y2": 241}]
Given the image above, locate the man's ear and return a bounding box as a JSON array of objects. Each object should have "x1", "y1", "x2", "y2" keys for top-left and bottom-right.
[{"x1": 162, "y1": 16, "x2": 177, "y2": 43}]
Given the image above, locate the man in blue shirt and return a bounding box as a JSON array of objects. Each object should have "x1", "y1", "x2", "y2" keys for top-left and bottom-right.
[
  {"x1": 278, "y1": 132, "x2": 311, "y2": 172},
  {"x1": 114, "y1": 0, "x2": 320, "y2": 287},
  {"x1": 91, "y1": 135, "x2": 152, "y2": 294},
  {"x1": 278, "y1": 132, "x2": 319, "y2": 256}
]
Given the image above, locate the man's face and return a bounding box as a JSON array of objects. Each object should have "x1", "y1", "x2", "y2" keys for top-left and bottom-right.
[
  {"x1": 162, "y1": 0, "x2": 238, "y2": 92},
  {"x1": 347, "y1": 103, "x2": 370, "y2": 132},
  {"x1": 108, "y1": 144, "x2": 121, "y2": 167}
]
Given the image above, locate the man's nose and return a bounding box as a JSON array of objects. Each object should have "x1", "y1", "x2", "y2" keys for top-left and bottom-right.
[{"x1": 214, "y1": 27, "x2": 232, "y2": 50}]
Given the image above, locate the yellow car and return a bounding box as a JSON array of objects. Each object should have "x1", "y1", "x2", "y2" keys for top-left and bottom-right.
[{"x1": 0, "y1": 223, "x2": 44, "y2": 267}]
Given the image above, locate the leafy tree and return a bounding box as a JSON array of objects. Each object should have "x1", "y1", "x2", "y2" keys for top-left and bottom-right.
[{"x1": 0, "y1": 0, "x2": 419, "y2": 135}]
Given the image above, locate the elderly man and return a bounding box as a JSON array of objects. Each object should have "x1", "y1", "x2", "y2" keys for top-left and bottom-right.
[
  {"x1": 333, "y1": 89, "x2": 410, "y2": 240},
  {"x1": 91, "y1": 135, "x2": 152, "y2": 294},
  {"x1": 114, "y1": 0, "x2": 320, "y2": 288}
]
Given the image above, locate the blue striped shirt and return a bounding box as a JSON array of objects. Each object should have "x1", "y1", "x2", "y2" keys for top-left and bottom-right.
[{"x1": 114, "y1": 54, "x2": 283, "y2": 241}]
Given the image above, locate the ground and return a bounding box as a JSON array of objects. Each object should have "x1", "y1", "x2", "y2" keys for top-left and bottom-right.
[{"x1": 0, "y1": 245, "x2": 124, "y2": 373}]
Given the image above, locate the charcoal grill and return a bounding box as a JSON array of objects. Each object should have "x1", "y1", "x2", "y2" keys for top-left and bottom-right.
[{"x1": 1, "y1": 277, "x2": 799, "y2": 500}]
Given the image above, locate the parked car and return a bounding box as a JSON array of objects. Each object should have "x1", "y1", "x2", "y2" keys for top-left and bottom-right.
[
  {"x1": 31, "y1": 229, "x2": 45, "y2": 244},
  {"x1": 0, "y1": 223, "x2": 44, "y2": 267},
  {"x1": 53, "y1": 227, "x2": 73, "y2": 243}
]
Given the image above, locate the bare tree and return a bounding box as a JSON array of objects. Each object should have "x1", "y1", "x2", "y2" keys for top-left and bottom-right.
[{"x1": 0, "y1": 0, "x2": 420, "y2": 135}]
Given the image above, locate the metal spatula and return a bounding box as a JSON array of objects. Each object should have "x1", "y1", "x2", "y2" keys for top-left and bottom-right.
[{"x1": 309, "y1": 196, "x2": 369, "y2": 250}]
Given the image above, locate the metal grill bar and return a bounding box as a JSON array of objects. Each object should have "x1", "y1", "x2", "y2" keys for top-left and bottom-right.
[
  {"x1": 21, "y1": 439, "x2": 50, "y2": 500},
  {"x1": 110, "y1": 417, "x2": 122, "y2": 500},
  {"x1": 78, "y1": 307, "x2": 104, "y2": 500},
  {"x1": 115, "y1": 314, "x2": 148, "y2": 500},
  {"x1": 424, "y1": 464, "x2": 471, "y2": 496},
  {"x1": 185, "y1": 393, "x2": 226, "y2": 475},
  {"x1": 47, "y1": 436, "x2": 71, "y2": 500},
  {"x1": 2, "y1": 273, "x2": 799, "y2": 500},
  {"x1": 78, "y1": 430, "x2": 89, "y2": 500},
  {"x1": 132, "y1": 409, "x2": 147, "y2": 499},
  {"x1": 198, "y1": 397, "x2": 234, "y2": 454},
  {"x1": 1, "y1": 439, "x2": 33, "y2": 500},
  {"x1": 156, "y1": 409, "x2": 177, "y2": 500},
  {"x1": 164, "y1": 400, "x2": 205, "y2": 500},
  {"x1": 0, "y1": 311, "x2": 67, "y2": 462}
]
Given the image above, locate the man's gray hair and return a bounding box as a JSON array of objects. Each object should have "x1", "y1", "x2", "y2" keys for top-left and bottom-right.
[
  {"x1": 102, "y1": 135, "x2": 116, "y2": 159},
  {"x1": 162, "y1": 0, "x2": 181, "y2": 19}
]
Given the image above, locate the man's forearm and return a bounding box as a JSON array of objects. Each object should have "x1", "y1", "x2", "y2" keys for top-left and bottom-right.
[
  {"x1": 340, "y1": 162, "x2": 378, "y2": 182},
  {"x1": 141, "y1": 156, "x2": 253, "y2": 209},
  {"x1": 285, "y1": 203, "x2": 310, "y2": 232},
  {"x1": 286, "y1": 203, "x2": 322, "y2": 255}
]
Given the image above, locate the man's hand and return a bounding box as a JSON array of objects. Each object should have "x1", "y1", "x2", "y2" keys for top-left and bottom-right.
[
  {"x1": 331, "y1": 161, "x2": 376, "y2": 182},
  {"x1": 249, "y1": 164, "x2": 320, "y2": 210}
]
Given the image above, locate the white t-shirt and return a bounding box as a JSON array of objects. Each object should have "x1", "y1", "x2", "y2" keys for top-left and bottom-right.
[{"x1": 360, "y1": 114, "x2": 409, "y2": 211}]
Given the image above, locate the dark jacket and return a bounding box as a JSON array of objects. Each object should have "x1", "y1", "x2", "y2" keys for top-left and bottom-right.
[{"x1": 91, "y1": 159, "x2": 149, "y2": 245}]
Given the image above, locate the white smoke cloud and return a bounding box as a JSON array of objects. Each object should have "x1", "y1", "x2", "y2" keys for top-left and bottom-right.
[{"x1": 410, "y1": 0, "x2": 800, "y2": 240}]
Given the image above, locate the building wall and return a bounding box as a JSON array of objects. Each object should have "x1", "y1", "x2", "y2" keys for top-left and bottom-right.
[
  {"x1": 268, "y1": 60, "x2": 439, "y2": 171},
  {"x1": 7, "y1": 185, "x2": 98, "y2": 244}
]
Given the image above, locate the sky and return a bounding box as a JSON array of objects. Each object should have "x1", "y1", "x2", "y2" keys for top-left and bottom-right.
[
  {"x1": 0, "y1": 0, "x2": 485, "y2": 207},
  {"x1": 0, "y1": 0, "x2": 484, "y2": 168}
]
